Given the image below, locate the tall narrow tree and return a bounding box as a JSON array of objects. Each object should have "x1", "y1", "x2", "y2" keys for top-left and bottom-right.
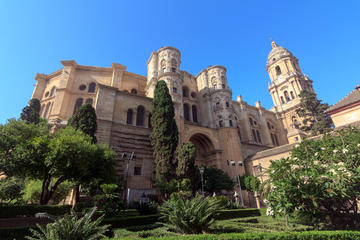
[
  {"x1": 68, "y1": 103, "x2": 97, "y2": 143},
  {"x1": 150, "y1": 80, "x2": 179, "y2": 182},
  {"x1": 296, "y1": 90, "x2": 333, "y2": 135},
  {"x1": 20, "y1": 98, "x2": 41, "y2": 124}
]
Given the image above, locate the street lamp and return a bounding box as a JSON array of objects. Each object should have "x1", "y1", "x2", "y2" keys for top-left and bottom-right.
[
  {"x1": 199, "y1": 166, "x2": 205, "y2": 198},
  {"x1": 122, "y1": 152, "x2": 136, "y2": 205},
  {"x1": 231, "y1": 160, "x2": 244, "y2": 207}
]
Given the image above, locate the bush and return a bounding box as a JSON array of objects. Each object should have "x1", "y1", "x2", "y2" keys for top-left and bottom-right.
[
  {"x1": 0, "y1": 205, "x2": 71, "y2": 218},
  {"x1": 25, "y1": 207, "x2": 110, "y2": 240},
  {"x1": 22, "y1": 180, "x2": 74, "y2": 204},
  {"x1": 137, "y1": 201, "x2": 158, "y2": 215},
  {"x1": 102, "y1": 214, "x2": 160, "y2": 228},
  {"x1": 0, "y1": 177, "x2": 25, "y2": 204},
  {"x1": 215, "y1": 209, "x2": 261, "y2": 220},
  {"x1": 159, "y1": 193, "x2": 226, "y2": 234},
  {"x1": 94, "y1": 184, "x2": 123, "y2": 217},
  {"x1": 108, "y1": 231, "x2": 360, "y2": 240},
  {"x1": 0, "y1": 226, "x2": 32, "y2": 240}
]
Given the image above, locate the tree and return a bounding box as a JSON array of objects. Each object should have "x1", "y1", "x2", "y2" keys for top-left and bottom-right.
[
  {"x1": 150, "y1": 80, "x2": 179, "y2": 182},
  {"x1": 239, "y1": 174, "x2": 260, "y2": 193},
  {"x1": 296, "y1": 90, "x2": 333, "y2": 135},
  {"x1": 0, "y1": 177, "x2": 24, "y2": 204},
  {"x1": 0, "y1": 119, "x2": 116, "y2": 204},
  {"x1": 202, "y1": 167, "x2": 234, "y2": 194},
  {"x1": 68, "y1": 103, "x2": 97, "y2": 143},
  {"x1": 265, "y1": 127, "x2": 360, "y2": 229},
  {"x1": 20, "y1": 98, "x2": 41, "y2": 124}
]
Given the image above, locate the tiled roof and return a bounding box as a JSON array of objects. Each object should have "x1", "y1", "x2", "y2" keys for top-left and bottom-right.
[{"x1": 327, "y1": 84, "x2": 360, "y2": 113}]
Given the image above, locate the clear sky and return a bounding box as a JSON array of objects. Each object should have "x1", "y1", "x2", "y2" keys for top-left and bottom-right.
[{"x1": 1, "y1": 0, "x2": 359, "y2": 124}]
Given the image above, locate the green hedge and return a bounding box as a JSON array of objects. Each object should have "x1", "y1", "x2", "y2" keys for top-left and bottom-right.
[
  {"x1": 0, "y1": 205, "x2": 71, "y2": 218},
  {"x1": 103, "y1": 214, "x2": 161, "y2": 228},
  {"x1": 0, "y1": 226, "x2": 32, "y2": 240},
  {"x1": 109, "y1": 231, "x2": 360, "y2": 240},
  {"x1": 215, "y1": 209, "x2": 261, "y2": 220}
]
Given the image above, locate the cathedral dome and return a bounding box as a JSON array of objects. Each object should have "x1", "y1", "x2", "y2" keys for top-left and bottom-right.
[{"x1": 266, "y1": 41, "x2": 294, "y2": 68}]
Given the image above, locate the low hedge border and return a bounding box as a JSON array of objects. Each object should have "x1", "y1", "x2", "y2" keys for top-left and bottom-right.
[
  {"x1": 109, "y1": 231, "x2": 360, "y2": 240},
  {"x1": 102, "y1": 214, "x2": 161, "y2": 228},
  {"x1": 0, "y1": 205, "x2": 71, "y2": 218},
  {"x1": 0, "y1": 226, "x2": 33, "y2": 240},
  {"x1": 216, "y1": 209, "x2": 261, "y2": 220}
]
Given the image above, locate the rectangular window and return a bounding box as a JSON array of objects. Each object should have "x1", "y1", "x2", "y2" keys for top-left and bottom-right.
[
  {"x1": 134, "y1": 167, "x2": 142, "y2": 176},
  {"x1": 219, "y1": 120, "x2": 223, "y2": 128},
  {"x1": 229, "y1": 120, "x2": 233, "y2": 126}
]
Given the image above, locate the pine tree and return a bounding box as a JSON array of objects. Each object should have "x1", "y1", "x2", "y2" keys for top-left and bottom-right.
[
  {"x1": 20, "y1": 98, "x2": 41, "y2": 124},
  {"x1": 68, "y1": 103, "x2": 97, "y2": 143},
  {"x1": 150, "y1": 80, "x2": 179, "y2": 182},
  {"x1": 296, "y1": 90, "x2": 333, "y2": 135}
]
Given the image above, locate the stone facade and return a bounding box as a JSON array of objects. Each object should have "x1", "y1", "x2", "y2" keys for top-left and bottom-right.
[{"x1": 31, "y1": 42, "x2": 319, "y2": 204}]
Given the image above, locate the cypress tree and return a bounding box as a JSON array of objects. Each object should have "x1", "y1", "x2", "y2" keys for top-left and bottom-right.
[
  {"x1": 68, "y1": 103, "x2": 97, "y2": 143},
  {"x1": 20, "y1": 98, "x2": 41, "y2": 124},
  {"x1": 176, "y1": 141, "x2": 196, "y2": 178},
  {"x1": 150, "y1": 80, "x2": 179, "y2": 182},
  {"x1": 296, "y1": 90, "x2": 333, "y2": 135}
]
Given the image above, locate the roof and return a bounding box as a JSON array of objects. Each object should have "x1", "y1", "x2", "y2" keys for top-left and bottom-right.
[{"x1": 327, "y1": 84, "x2": 360, "y2": 113}]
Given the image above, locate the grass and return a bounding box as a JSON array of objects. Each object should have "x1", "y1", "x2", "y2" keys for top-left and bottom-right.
[{"x1": 108, "y1": 212, "x2": 315, "y2": 239}]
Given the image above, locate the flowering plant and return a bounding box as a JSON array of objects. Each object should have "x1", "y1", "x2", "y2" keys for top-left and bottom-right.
[{"x1": 265, "y1": 127, "x2": 360, "y2": 228}]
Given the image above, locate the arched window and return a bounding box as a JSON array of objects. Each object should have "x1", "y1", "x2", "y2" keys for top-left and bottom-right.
[
  {"x1": 43, "y1": 102, "x2": 51, "y2": 118},
  {"x1": 40, "y1": 104, "x2": 45, "y2": 117},
  {"x1": 226, "y1": 102, "x2": 230, "y2": 108},
  {"x1": 222, "y1": 84, "x2": 225, "y2": 89},
  {"x1": 280, "y1": 96, "x2": 285, "y2": 104},
  {"x1": 136, "y1": 106, "x2": 145, "y2": 126},
  {"x1": 184, "y1": 104, "x2": 190, "y2": 121},
  {"x1": 126, "y1": 109, "x2": 133, "y2": 125},
  {"x1": 161, "y1": 59, "x2": 166, "y2": 72},
  {"x1": 251, "y1": 129, "x2": 257, "y2": 143},
  {"x1": 219, "y1": 120, "x2": 223, "y2": 128},
  {"x1": 171, "y1": 59, "x2": 177, "y2": 72},
  {"x1": 172, "y1": 87, "x2": 177, "y2": 93},
  {"x1": 182, "y1": 86, "x2": 189, "y2": 98},
  {"x1": 148, "y1": 113, "x2": 152, "y2": 128},
  {"x1": 88, "y1": 82, "x2": 96, "y2": 93},
  {"x1": 192, "y1": 105, "x2": 198, "y2": 123},
  {"x1": 256, "y1": 130, "x2": 262, "y2": 144},
  {"x1": 237, "y1": 126, "x2": 242, "y2": 141},
  {"x1": 85, "y1": 98, "x2": 93, "y2": 105},
  {"x1": 284, "y1": 91, "x2": 290, "y2": 102},
  {"x1": 274, "y1": 134, "x2": 279, "y2": 146},
  {"x1": 249, "y1": 118, "x2": 253, "y2": 126},
  {"x1": 290, "y1": 91, "x2": 295, "y2": 99},
  {"x1": 50, "y1": 86, "x2": 56, "y2": 97},
  {"x1": 131, "y1": 89, "x2": 137, "y2": 94},
  {"x1": 229, "y1": 120, "x2": 233, "y2": 127},
  {"x1": 191, "y1": 92, "x2": 196, "y2": 98},
  {"x1": 44, "y1": 91, "x2": 49, "y2": 98},
  {"x1": 275, "y1": 66, "x2": 281, "y2": 75},
  {"x1": 73, "y1": 98, "x2": 83, "y2": 114}
]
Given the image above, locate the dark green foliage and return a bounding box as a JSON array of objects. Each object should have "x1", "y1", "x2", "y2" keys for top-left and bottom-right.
[
  {"x1": 176, "y1": 142, "x2": 196, "y2": 178},
  {"x1": 296, "y1": 90, "x2": 333, "y2": 135},
  {"x1": 68, "y1": 103, "x2": 98, "y2": 143},
  {"x1": 0, "y1": 119, "x2": 116, "y2": 205},
  {"x1": 20, "y1": 98, "x2": 41, "y2": 124},
  {"x1": 215, "y1": 209, "x2": 261, "y2": 220},
  {"x1": 132, "y1": 201, "x2": 158, "y2": 215},
  {"x1": 0, "y1": 205, "x2": 71, "y2": 218},
  {"x1": 0, "y1": 176, "x2": 24, "y2": 204},
  {"x1": 94, "y1": 184, "x2": 123, "y2": 217},
  {"x1": 106, "y1": 231, "x2": 360, "y2": 240},
  {"x1": 0, "y1": 226, "x2": 33, "y2": 240},
  {"x1": 150, "y1": 80, "x2": 179, "y2": 182},
  {"x1": 202, "y1": 167, "x2": 234, "y2": 193},
  {"x1": 102, "y1": 214, "x2": 161, "y2": 228},
  {"x1": 25, "y1": 207, "x2": 110, "y2": 240},
  {"x1": 239, "y1": 175, "x2": 260, "y2": 193},
  {"x1": 159, "y1": 193, "x2": 226, "y2": 234}
]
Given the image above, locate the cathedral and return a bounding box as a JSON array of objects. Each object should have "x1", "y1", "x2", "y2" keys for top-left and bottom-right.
[{"x1": 31, "y1": 41, "x2": 316, "y2": 203}]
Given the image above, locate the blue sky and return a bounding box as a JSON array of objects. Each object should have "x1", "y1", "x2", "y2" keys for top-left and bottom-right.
[{"x1": 1, "y1": 0, "x2": 360, "y2": 124}]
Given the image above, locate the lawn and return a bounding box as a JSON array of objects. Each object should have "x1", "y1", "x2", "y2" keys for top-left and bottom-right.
[{"x1": 108, "y1": 213, "x2": 315, "y2": 239}]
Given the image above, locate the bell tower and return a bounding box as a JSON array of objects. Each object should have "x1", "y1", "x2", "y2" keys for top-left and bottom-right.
[{"x1": 266, "y1": 40, "x2": 315, "y2": 143}]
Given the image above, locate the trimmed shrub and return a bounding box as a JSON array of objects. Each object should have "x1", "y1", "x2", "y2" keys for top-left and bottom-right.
[
  {"x1": 215, "y1": 209, "x2": 261, "y2": 220},
  {"x1": 108, "y1": 231, "x2": 360, "y2": 240},
  {"x1": 0, "y1": 205, "x2": 71, "y2": 218},
  {"x1": 0, "y1": 226, "x2": 32, "y2": 240},
  {"x1": 102, "y1": 214, "x2": 161, "y2": 228}
]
